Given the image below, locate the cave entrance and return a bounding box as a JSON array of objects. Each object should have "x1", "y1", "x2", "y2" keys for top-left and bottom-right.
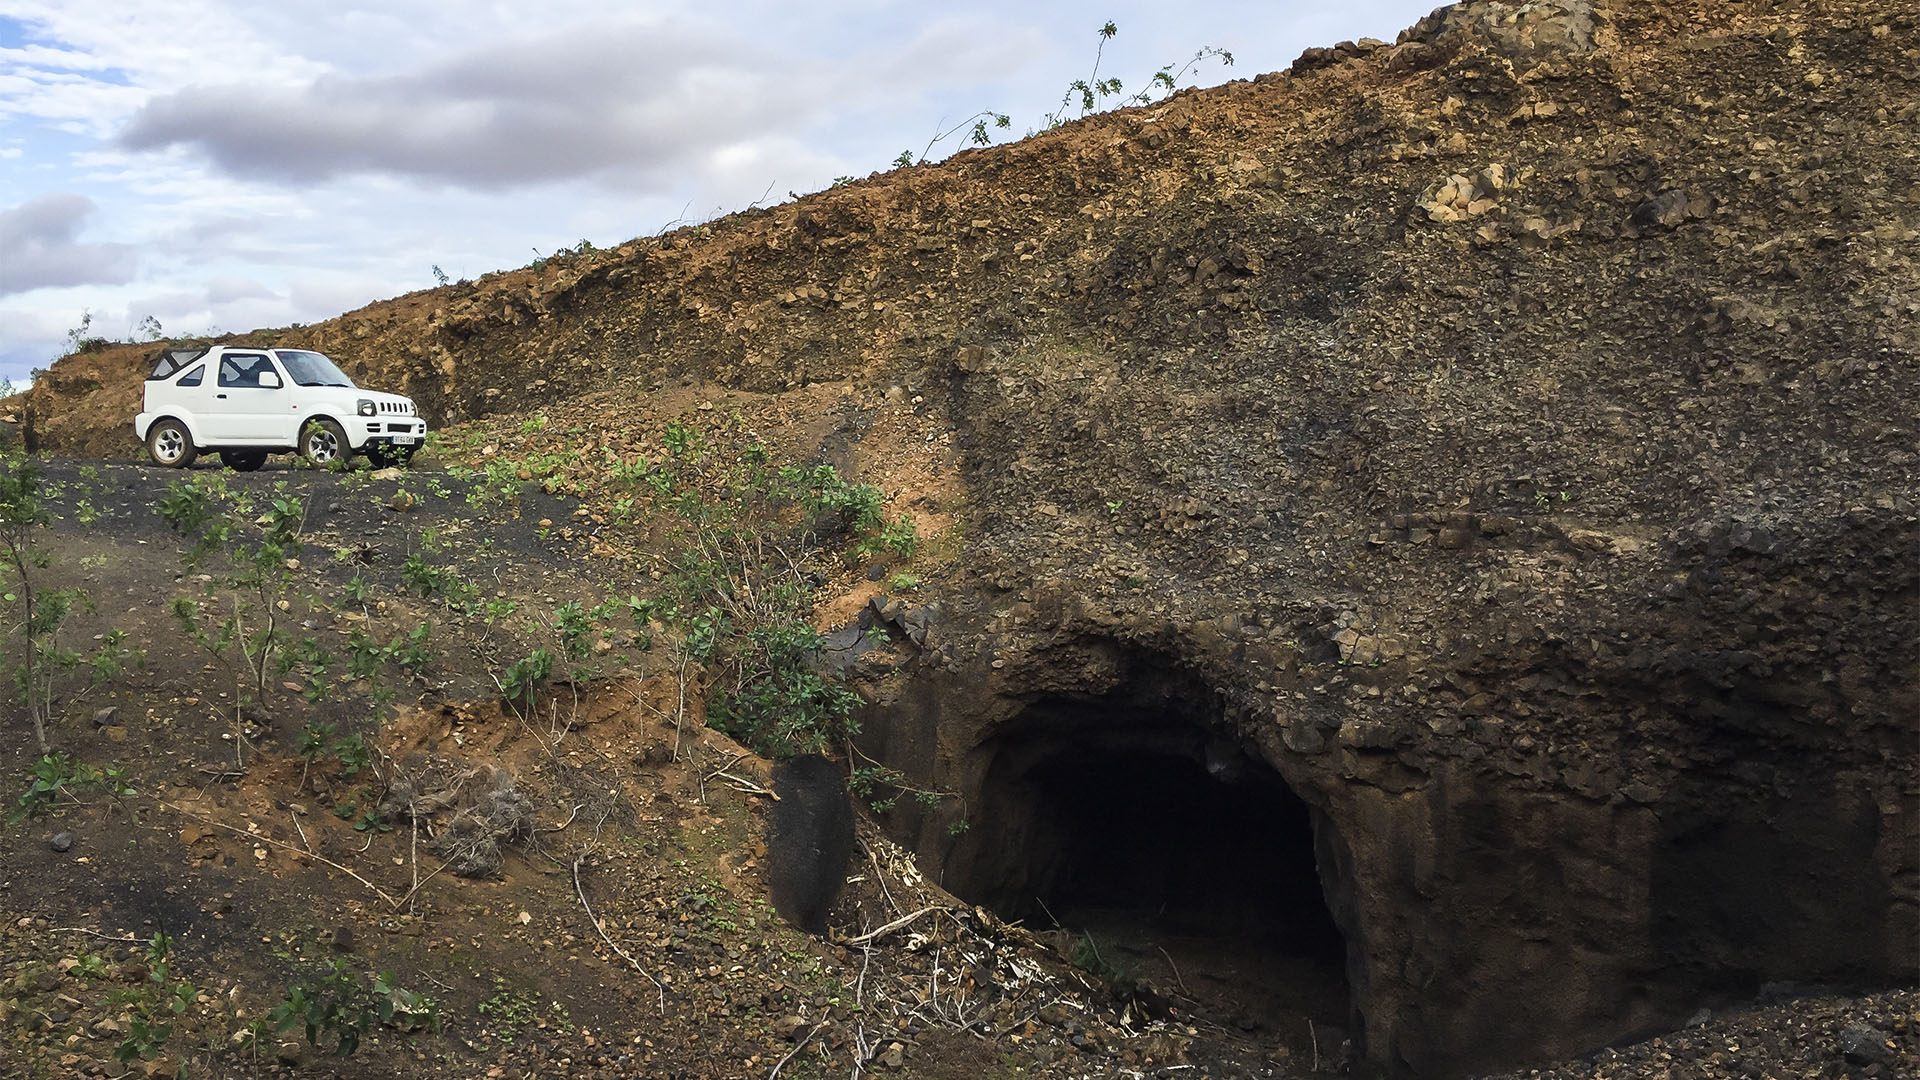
[{"x1": 947, "y1": 668, "x2": 1350, "y2": 1047}]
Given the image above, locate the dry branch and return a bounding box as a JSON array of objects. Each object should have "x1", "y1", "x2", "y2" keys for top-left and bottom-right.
[
  {"x1": 844, "y1": 905, "x2": 952, "y2": 945},
  {"x1": 767, "y1": 1008, "x2": 830, "y2": 1080},
  {"x1": 166, "y1": 803, "x2": 399, "y2": 907},
  {"x1": 571, "y1": 854, "x2": 667, "y2": 1015}
]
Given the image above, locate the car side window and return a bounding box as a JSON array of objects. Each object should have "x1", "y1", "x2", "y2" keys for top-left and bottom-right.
[
  {"x1": 218, "y1": 354, "x2": 273, "y2": 388},
  {"x1": 176, "y1": 365, "x2": 205, "y2": 387}
]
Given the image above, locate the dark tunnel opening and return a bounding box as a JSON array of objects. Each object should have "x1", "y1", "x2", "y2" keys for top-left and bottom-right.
[{"x1": 947, "y1": 672, "x2": 1351, "y2": 1045}]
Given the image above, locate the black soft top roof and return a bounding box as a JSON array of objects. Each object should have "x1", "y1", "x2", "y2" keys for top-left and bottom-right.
[{"x1": 147, "y1": 347, "x2": 211, "y2": 381}]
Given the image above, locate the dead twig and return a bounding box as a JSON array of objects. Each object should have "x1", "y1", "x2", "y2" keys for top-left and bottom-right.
[
  {"x1": 572, "y1": 853, "x2": 666, "y2": 1015},
  {"x1": 711, "y1": 770, "x2": 772, "y2": 797},
  {"x1": 52, "y1": 928, "x2": 141, "y2": 943},
  {"x1": 768, "y1": 1007, "x2": 830, "y2": 1080},
  {"x1": 1156, "y1": 945, "x2": 1190, "y2": 995},
  {"x1": 397, "y1": 859, "x2": 451, "y2": 908},
  {"x1": 862, "y1": 839, "x2": 903, "y2": 918},
  {"x1": 845, "y1": 906, "x2": 950, "y2": 946},
  {"x1": 670, "y1": 650, "x2": 692, "y2": 762},
  {"x1": 407, "y1": 788, "x2": 420, "y2": 916},
  {"x1": 166, "y1": 803, "x2": 398, "y2": 908},
  {"x1": 538, "y1": 802, "x2": 588, "y2": 834}
]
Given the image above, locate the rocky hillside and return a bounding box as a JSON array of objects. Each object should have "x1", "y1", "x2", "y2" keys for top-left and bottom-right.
[{"x1": 19, "y1": 0, "x2": 1918, "y2": 1076}]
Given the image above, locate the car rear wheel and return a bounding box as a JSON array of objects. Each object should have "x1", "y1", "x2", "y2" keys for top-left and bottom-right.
[
  {"x1": 300, "y1": 419, "x2": 349, "y2": 467},
  {"x1": 219, "y1": 450, "x2": 268, "y2": 472},
  {"x1": 146, "y1": 418, "x2": 197, "y2": 468}
]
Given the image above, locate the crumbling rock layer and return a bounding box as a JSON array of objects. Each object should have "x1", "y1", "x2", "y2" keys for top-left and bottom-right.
[{"x1": 25, "y1": 0, "x2": 1919, "y2": 1075}]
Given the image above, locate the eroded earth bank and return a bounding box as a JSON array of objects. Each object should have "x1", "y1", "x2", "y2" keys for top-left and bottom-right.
[{"x1": 11, "y1": 0, "x2": 1919, "y2": 1076}]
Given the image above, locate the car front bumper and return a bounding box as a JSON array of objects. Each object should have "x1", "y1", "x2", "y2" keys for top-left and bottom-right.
[{"x1": 352, "y1": 417, "x2": 429, "y2": 450}]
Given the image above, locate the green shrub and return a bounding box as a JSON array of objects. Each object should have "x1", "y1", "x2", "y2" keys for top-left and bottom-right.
[
  {"x1": 0, "y1": 451, "x2": 86, "y2": 751},
  {"x1": 709, "y1": 620, "x2": 860, "y2": 758},
  {"x1": 112, "y1": 934, "x2": 197, "y2": 1069},
  {"x1": 267, "y1": 958, "x2": 439, "y2": 1057},
  {"x1": 12, "y1": 752, "x2": 103, "y2": 821},
  {"x1": 553, "y1": 601, "x2": 593, "y2": 661},
  {"x1": 859, "y1": 513, "x2": 918, "y2": 559},
  {"x1": 500, "y1": 649, "x2": 553, "y2": 716}
]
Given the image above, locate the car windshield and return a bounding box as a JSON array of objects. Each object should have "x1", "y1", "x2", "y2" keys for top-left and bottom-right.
[{"x1": 273, "y1": 349, "x2": 356, "y2": 388}]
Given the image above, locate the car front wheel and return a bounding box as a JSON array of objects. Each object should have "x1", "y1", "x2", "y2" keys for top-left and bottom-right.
[
  {"x1": 146, "y1": 418, "x2": 198, "y2": 468},
  {"x1": 300, "y1": 419, "x2": 350, "y2": 467},
  {"x1": 220, "y1": 450, "x2": 268, "y2": 472}
]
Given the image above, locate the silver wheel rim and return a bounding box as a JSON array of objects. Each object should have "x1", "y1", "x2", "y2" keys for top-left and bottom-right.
[
  {"x1": 155, "y1": 427, "x2": 185, "y2": 463},
  {"x1": 306, "y1": 428, "x2": 340, "y2": 464}
]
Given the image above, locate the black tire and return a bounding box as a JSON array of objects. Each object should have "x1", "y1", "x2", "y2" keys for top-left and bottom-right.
[
  {"x1": 300, "y1": 418, "x2": 350, "y2": 467},
  {"x1": 365, "y1": 443, "x2": 417, "y2": 469},
  {"x1": 219, "y1": 450, "x2": 268, "y2": 472},
  {"x1": 146, "y1": 418, "x2": 197, "y2": 468}
]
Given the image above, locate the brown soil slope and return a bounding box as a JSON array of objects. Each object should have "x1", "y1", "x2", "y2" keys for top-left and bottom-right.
[{"x1": 19, "y1": 0, "x2": 1920, "y2": 1076}]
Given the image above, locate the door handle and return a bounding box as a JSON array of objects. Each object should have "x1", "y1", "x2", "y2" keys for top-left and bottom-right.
[{"x1": 217, "y1": 393, "x2": 228, "y2": 399}]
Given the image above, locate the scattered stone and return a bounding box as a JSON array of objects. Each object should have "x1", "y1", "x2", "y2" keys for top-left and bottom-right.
[
  {"x1": 901, "y1": 605, "x2": 936, "y2": 646},
  {"x1": 48, "y1": 832, "x2": 74, "y2": 853},
  {"x1": 1840, "y1": 1024, "x2": 1895, "y2": 1065},
  {"x1": 1632, "y1": 189, "x2": 1691, "y2": 229},
  {"x1": 91, "y1": 706, "x2": 116, "y2": 727}
]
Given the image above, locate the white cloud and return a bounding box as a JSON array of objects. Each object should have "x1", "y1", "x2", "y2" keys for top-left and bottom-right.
[
  {"x1": 117, "y1": 18, "x2": 812, "y2": 191},
  {"x1": 0, "y1": 192, "x2": 136, "y2": 295}
]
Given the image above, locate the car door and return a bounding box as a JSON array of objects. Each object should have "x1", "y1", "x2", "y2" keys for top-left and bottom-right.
[{"x1": 206, "y1": 352, "x2": 288, "y2": 444}]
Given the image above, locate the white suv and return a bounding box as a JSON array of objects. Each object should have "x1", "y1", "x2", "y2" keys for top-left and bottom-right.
[{"x1": 135, "y1": 346, "x2": 427, "y2": 470}]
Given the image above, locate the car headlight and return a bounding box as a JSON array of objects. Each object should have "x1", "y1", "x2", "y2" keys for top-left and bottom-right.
[{"x1": 357, "y1": 399, "x2": 376, "y2": 416}]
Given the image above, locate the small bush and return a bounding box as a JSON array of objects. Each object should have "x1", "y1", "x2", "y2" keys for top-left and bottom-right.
[
  {"x1": 111, "y1": 933, "x2": 196, "y2": 1068},
  {"x1": 267, "y1": 958, "x2": 439, "y2": 1056},
  {"x1": 12, "y1": 752, "x2": 103, "y2": 822},
  {"x1": 499, "y1": 649, "x2": 552, "y2": 716},
  {"x1": 709, "y1": 620, "x2": 860, "y2": 758},
  {"x1": 553, "y1": 601, "x2": 593, "y2": 661}
]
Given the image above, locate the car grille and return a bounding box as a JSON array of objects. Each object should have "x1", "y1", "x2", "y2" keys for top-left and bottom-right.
[{"x1": 376, "y1": 401, "x2": 412, "y2": 414}]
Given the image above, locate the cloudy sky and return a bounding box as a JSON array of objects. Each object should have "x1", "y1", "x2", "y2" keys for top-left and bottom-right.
[{"x1": 0, "y1": 0, "x2": 1439, "y2": 384}]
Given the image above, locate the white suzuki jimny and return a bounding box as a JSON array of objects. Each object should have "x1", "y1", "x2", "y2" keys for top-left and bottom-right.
[{"x1": 136, "y1": 346, "x2": 427, "y2": 470}]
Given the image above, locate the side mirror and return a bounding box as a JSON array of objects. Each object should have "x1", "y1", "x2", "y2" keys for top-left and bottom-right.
[{"x1": 257, "y1": 371, "x2": 282, "y2": 389}]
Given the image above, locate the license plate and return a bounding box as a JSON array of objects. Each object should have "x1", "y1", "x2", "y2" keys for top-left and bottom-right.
[{"x1": 394, "y1": 435, "x2": 418, "y2": 445}]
